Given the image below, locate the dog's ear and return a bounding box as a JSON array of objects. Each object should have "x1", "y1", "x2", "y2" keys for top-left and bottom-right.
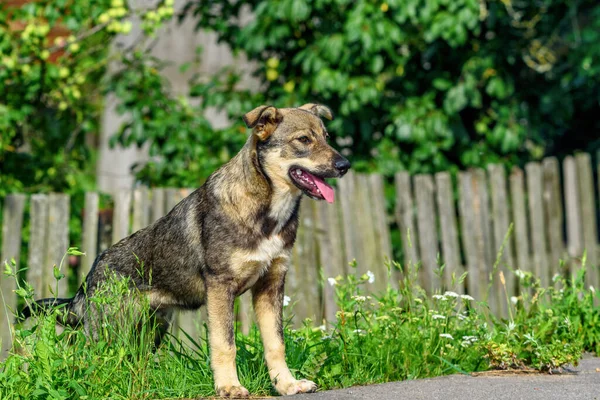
[
  {"x1": 299, "y1": 103, "x2": 334, "y2": 120},
  {"x1": 242, "y1": 105, "x2": 282, "y2": 140}
]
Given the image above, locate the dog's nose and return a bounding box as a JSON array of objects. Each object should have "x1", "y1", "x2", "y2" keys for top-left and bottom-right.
[{"x1": 335, "y1": 159, "x2": 351, "y2": 176}]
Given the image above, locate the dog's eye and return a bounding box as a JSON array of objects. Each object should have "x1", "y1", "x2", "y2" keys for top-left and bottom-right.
[{"x1": 297, "y1": 136, "x2": 311, "y2": 144}]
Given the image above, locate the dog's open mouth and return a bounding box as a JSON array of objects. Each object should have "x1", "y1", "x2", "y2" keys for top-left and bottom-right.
[{"x1": 289, "y1": 168, "x2": 335, "y2": 203}]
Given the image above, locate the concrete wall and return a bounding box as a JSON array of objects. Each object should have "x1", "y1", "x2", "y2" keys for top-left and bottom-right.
[{"x1": 97, "y1": 1, "x2": 256, "y2": 194}]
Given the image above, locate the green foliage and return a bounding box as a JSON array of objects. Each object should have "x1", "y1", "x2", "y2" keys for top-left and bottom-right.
[
  {"x1": 0, "y1": 0, "x2": 175, "y2": 196},
  {"x1": 4, "y1": 0, "x2": 599, "y2": 190},
  {"x1": 157, "y1": 0, "x2": 600, "y2": 182},
  {"x1": 2, "y1": 250, "x2": 597, "y2": 398}
]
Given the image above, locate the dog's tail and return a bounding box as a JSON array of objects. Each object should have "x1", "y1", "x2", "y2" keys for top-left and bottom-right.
[{"x1": 19, "y1": 297, "x2": 80, "y2": 327}]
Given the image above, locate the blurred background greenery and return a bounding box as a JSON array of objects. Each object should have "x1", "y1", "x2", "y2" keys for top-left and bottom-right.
[{"x1": 1, "y1": 0, "x2": 599, "y2": 196}]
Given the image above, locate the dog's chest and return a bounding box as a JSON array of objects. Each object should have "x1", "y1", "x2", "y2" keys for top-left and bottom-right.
[
  {"x1": 243, "y1": 235, "x2": 286, "y2": 265},
  {"x1": 232, "y1": 235, "x2": 287, "y2": 293}
]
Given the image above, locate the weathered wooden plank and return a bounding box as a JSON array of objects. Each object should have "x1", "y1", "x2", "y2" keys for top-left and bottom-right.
[
  {"x1": 563, "y1": 157, "x2": 582, "y2": 265},
  {"x1": 287, "y1": 219, "x2": 304, "y2": 325},
  {"x1": 289, "y1": 201, "x2": 320, "y2": 325},
  {"x1": 28, "y1": 194, "x2": 48, "y2": 297},
  {"x1": 435, "y1": 171, "x2": 462, "y2": 292},
  {"x1": 509, "y1": 167, "x2": 531, "y2": 277},
  {"x1": 338, "y1": 171, "x2": 361, "y2": 268},
  {"x1": 368, "y1": 174, "x2": 393, "y2": 287},
  {"x1": 542, "y1": 157, "x2": 564, "y2": 279},
  {"x1": 45, "y1": 193, "x2": 70, "y2": 298},
  {"x1": 474, "y1": 169, "x2": 494, "y2": 269},
  {"x1": 303, "y1": 201, "x2": 320, "y2": 323},
  {"x1": 472, "y1": 170, "x2": 494, "y2": 305},
  {"x1": 151, "y1": 188, "x2": 166, "y2": 223},
  {"x1": 355, "y1": 173, "x2": 381, "y2": 290},
  {"x1": 526, "y1": 162, "x2": 549, "y2": 287},
  {"x1": 414, "y1": 174, "x2": 438, "y2": 292},
  {"x1": 1, "y1": 194, "x2": 26, "y2": 356},
  {"x1": 488, "y1": 164, "x2": 513, "y2": 314},
  {"x1": 112, "y1": 190, "x2": 131, "y2": 245},
  {"x1": 164, "y1": 188, "x2": 179, "y2": 214},
  {"x1": 81, "y1": 192, "x2": 99, "y2": 282},
  {"x1": 576, "y1": 153, "x2": 599, "y2": 286},
  {"x1": 315, "y1": 199, "x2": 344, "y2": 324},
  {"x1": 458, "y1": 171, "x2": 485, "y2": 301},
  {"x1": 132, "y1": 186, "x2": 150, "y2": 233},
  {"x1": 394, "y1": 172, "x2": 419, "y2": 269}
]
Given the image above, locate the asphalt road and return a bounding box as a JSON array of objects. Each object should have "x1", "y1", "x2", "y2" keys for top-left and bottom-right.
[{"x1": 291, "y1": 356, "x2": 600, "y2": 400}]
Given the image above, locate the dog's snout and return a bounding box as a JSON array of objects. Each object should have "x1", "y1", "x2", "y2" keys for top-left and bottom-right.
[{"x1": 335, "y1": 158, "x2": 351, "y2": 176}]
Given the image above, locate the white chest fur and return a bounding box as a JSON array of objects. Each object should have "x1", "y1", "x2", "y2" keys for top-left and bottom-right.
[
  {"x1": 231, "y1": 235, "x2": 288, "y2": 293},
  {"x1": 248, "y1": 235, "x2": 285, "y2": 263}
]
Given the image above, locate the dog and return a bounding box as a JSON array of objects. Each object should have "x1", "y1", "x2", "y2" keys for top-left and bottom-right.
[{"x1": 22, "y1": 103, "x2": 351, "y2": 397}]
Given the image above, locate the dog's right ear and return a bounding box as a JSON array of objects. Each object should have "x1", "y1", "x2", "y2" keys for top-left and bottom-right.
[{"x1": 242, "y1": 105, "x2": 281, "y2": 140}]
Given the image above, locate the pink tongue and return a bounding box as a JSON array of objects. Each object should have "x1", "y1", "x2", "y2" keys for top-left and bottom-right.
[{"x1": 312, "y1": 175, "x2": 335, "y2": 204}]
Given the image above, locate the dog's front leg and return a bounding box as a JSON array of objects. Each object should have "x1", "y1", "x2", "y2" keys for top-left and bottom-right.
[
  {"x1": 206, "y1": 283, "x2": 249, "y2": 398},
  {"x1": 252, "y1": 257, "x2": 317, "y2": 395}
]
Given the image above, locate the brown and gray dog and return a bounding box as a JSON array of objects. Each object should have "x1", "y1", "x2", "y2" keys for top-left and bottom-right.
[{"x1": 22, "y1": 103, "x2": 350, "y2": 397}]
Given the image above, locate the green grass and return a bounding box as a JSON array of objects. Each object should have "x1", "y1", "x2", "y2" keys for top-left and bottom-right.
[{"x1": 0, "y1": 250, "x2": 598, "y2": 399}]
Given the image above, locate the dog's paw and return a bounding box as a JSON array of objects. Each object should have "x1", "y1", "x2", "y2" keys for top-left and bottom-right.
[
  {"x1": 216, "y1": 384, "x2": 250, "y2": 398},
  {"x1": 275, "y1": 378, "x2": 317, "y2": 396}
]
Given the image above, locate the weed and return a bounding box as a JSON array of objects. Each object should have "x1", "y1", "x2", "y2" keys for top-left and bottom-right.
[{"x1": 0, "y1": 249, "x2": 597, "y2": 398}]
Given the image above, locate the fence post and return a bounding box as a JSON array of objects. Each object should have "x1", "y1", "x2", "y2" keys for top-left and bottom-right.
[
  {"x1": 414, "y1": 174, "x2": 438, "y2": 292},
  {"x1": 151, "y1": 188, "x2": 166, "y2": 224},
  {"x1": 488, "y1": 164, "x2": 514, "y2": 314},
  {"x1": 576, "y1": 153, "x2": 599, "y2": 287},
  {"x1": 1, "y1": 194, "x2": 26, "y2": 356},
  {"x1": 394, "y1": 172, "x2": 419, "y2": 269},
  {"x1": 45, "y1": 193, "x2": 70, "y2": 298},
  {"x1": 28, "y1": 195, "x2": 48, "y2": 297},
  {"x1": 112, "y1": 189, "x2": 131, "y2": 245},
  {"x1": 542, "y1": 158, "x2": 564, "y2": 278},
  {"x1": 81, "y1": 192, "x2": 99, "y2": 281},
  {"x1": 368, "y1": 174, "x2": 394, "y2": 287},
  {"x1": 435, "y1": 171, "x2": 463, "y2": 292},
  {"x1": 132, "y1": 186, "x2": 150, "y2": 233},
  {"x1": 525, "y1": 163, "x2": 549, "y2": 288},
  {"x1": 509, "y1": 167, "x2": 531, "y2": 278}
]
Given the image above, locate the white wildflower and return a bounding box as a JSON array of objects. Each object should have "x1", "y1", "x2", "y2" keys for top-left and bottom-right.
[
  {"x1": 328, "y1": 277, "x2": 337, "y2": 287},
  {"x1": 444, "y1": 291, "x2": 459, "y2": 298},
  {"x1": 318, "y1": 324, "x2": 326, "y2": 331},
  {"x1": 460, "y1": 294, "x2": 475, "y2": 301},
  {"x1": 366, "y1": 270, "x2": 375, "y2": 284},
  {"x1": 432, "y1": 294, "x2": 446, "y2": 300},
  {"x1": 590, "y1": 286, "x2": 596, "y2": 294},
  {"x1": 432, "y1": 314, "x2": 446, "y2": 320},
  {"x1": 353, "y1": 329, "x2": 366, "y2": 335},
  {"x1": 507, "y1": 321, "x2": 516, "y2": 332},
  {"x1": 283, "y1": 295, "x2": 291, "y2": 307},
  {"x1": 352, "y1": 295, "x2": 367, "y2": 303},
  {"x1": 510, "y1": 296, "x2": 518, "y2": 305},
  {"x1": 552, "y1": 273, "x2": 561, "y2": 283},
  {"x1": 457, "y1": 314, "x2": 467, "y2": 321},
  {"x1": 460, "y1": 336, "x2": 477, "y2": 347},
  {"x1": 439, "y1": 333, "x2": 454, "y2": 340},
  {"x1": 514, "y1": 269, "x2": 525, "y2": 279}
]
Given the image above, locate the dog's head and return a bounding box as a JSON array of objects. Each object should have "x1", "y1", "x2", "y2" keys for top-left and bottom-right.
[{"x1": 243, "y1": 103, "x2": 350, "y2": 203}]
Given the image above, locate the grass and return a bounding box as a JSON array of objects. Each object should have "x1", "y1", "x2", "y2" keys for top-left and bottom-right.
[{"x1": 0, "y1": 249, "x2": 598, "y2": 399}]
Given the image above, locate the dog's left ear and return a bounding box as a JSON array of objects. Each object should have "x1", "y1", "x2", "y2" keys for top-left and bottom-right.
[
  {"x1": 242, "y1": 105, "x2": 282, "y2": 141},
  {"x1": 299, "y1": 103, "x2": 334, "y2": 120}
]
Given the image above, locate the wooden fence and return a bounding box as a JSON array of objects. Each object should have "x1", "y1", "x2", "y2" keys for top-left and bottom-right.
[{"x1": 1, "y1": 152, "x2": 599, "y2": 356}]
